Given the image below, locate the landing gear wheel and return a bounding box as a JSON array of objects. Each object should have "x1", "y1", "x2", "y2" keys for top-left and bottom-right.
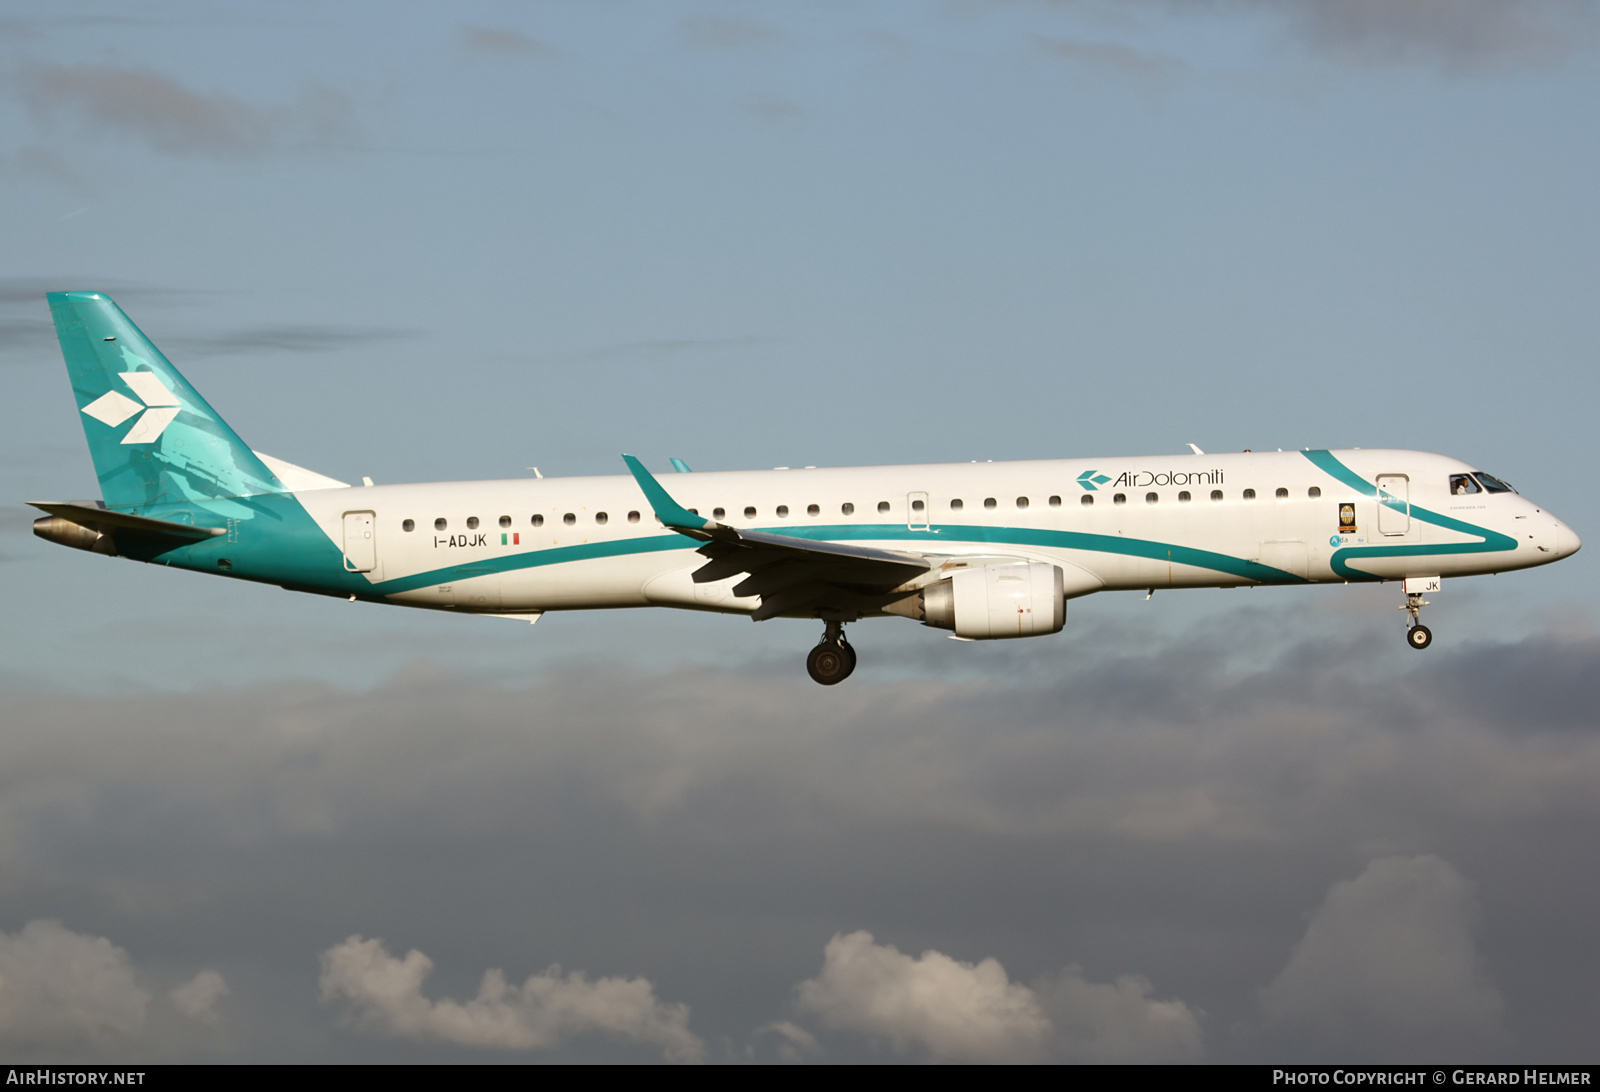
[
  {"x1": 1407, "y1": 624, "x2": 1433, "y2": 650},
  {"x1": 807, "y1": 641, "x2": 855, "y2": 685}
]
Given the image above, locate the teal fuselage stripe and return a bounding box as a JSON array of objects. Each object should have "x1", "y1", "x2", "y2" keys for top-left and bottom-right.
[
  {"x1": 368, "y1": 521, "x2": 1307, "y2": 595},
  {"x1": 1300, "y1": 450, "x2": 1518, "y2": 580},
  {"x1": 1302, "y1": 449, "x2": 1377, "y2": 496}
]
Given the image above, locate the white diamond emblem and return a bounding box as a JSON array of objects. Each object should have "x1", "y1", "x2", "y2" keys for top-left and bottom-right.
[
  {"x1": 118, "y1": 371, "x2": 180, "y2": 408},
  {"x1": 81, "y1": 390, "x2": 143, "y2": 427},
  {"x1": 121, "y1": 405, "x2": 181, "y2": 445},
  {"x1": 80, "y1": 371, "x2": 186, "y2": 443}
]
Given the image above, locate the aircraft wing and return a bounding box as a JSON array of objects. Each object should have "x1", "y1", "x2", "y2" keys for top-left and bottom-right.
[{"x1": 623, "y1": 456, "x2": 932, "y2": 620}]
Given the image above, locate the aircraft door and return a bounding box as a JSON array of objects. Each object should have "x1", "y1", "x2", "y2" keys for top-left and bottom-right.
[
  {"x1": 342, "y1": 510, "x2": 377, "y2": 572},
  {"x1": 1376, "y1": 475, "x2": 1410, "y2": 537},
  {"x1": 907, "y1": 491, "x2": 930, "y2": 531}
]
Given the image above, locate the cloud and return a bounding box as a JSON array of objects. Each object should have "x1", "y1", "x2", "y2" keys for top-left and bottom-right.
[
  {"x1": 0, "y1": 920, "x2": 148, "y2": 1052},
  {"x1": 1274, "y1": 0, "x2": 1598, "y2": 72},
  {"x1": 1036, "y1": 966, "x2": 1204, "y2": 1062},
  {"x1": 0, "y1": 145, "x2": 80, "y2": 186},
  {"x1": 165, "y1": 326, "x2": 416, "y2": 357},
  {"x1": 796, "y1": 931, "x2": 1050, "y2": 1061},
  {"x1": 678, "y1": 15, "x2": 789, "y2": 50},
  {"x1": 2, "y1": 619, "x2": 1598, "y2": 1059},
  {"x1": 754, "y1": 1019, "x2": 822, "y2": 1061},
  {"x1": 794, "y1": 931, "x2": 1198, "y2": 1062},
  {"x1": 168, "y1": 970, "x2": 228, "y2": 1025},
  {"x1": 1034, "y1": 35, "x2": 1186, "y2": 78},
  {"x1": 319, "y1": 936, "x2": 705, "y2": 1062},
  {"x1": 458, "y1": 24, "x2": 556, "y2": 59},
  {"x1": 1012, "y1": 0, "x2": 1596, "y2": 73},
  {"x1": 0, "y1": 277, "x2": 183, "y2": 307},
  {"x1": 18, "y1": 64, "x2": 355, "y2": 157},
  {"x1": 1261, "y1": 855, "x2": 1504, "y2": 1047}
]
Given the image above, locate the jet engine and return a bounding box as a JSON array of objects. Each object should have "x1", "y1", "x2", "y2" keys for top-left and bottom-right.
[{"x1": 916, "y1": 561, "x2": 1066, "y2": 639}]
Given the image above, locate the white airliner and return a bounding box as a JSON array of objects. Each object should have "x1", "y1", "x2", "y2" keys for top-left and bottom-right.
[{"x1": 31, "y1": 292, "x2": 1581, "y2": 684}]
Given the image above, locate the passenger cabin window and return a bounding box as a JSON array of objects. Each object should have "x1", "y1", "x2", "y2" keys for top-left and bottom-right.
[
  {"x1": 563, "y1": 513, "x2": 576, "y2": 526},
  {"x1": 1081, "y1": 495, "x2": 1093, "y2": 507},
  {"x1": 713, "y1": 508, "x2": 726, "y2": 519},
  {"x1": 435, "y1": 518, "x2": 447, "y2": 531},
  {"x1": 1113, "y1": 493, "x2": 1126, "y2": 505},
  {"x1": 628, "y1": 511, "x2": 640, "y2": 523},
  {"x1": 1210, "y1": 490, "x2": 1223, "y2": 502},
  {"x1": 1048, "y1": 495, "x2": 1061, "y2": 507},
  {"x1": 466, "y1": 516, "x2": 479, "y2": 529},
  {"x1": 1275, "y1": 488, "x2": 1288, "y2": 500},
  {"x1": 776, "y1": 506, "x2": 789, "y2": 518},
  {"x1": 841, "y1": 503, "x2": 855, "y2": 515},
  {"x1": 745, "y1": 507, "x2": 757, "y2": 518},
  {"x1": 498, "y1": 515, "x2": 511, "y2": 528},
  {"x1": 808, "y1": 504, "x2": 820, "y2": 516},
  {"x1": 531, "y1": 514, "x2": 544, "y2": 527},
  {"x1": 878, "y1": 501, "x2": 890, "y2": 514},
  {"x1": 1308, "y1": 487, "x2": 1321, "y2": 499},
  {"x1": 911, "y1": 499, "x2": 925, "y2": 512},
  {"x1": 402, "y1": 519, "x2": 415, "y2": 531},
  {"x1": 1178, "y1": 491, "x2": 1191, "y2": 503},
  {"x1": 983, "y1": 498, "x2": 997, "y2": 510},
  {"x1": 1243, "y1": 489, "x2": 1256, "y2": 501},
  {"x1": 1016, "y1": 497, "x2": 1028, "y2": 509},
  {"x1": 1450, "y1": 474, "x2": 1481, "y2": 495},
  {"x1": 595, "y1": 512, "x2": 608, "y2": 525},
  {"x1": 950, "y1": 499, "x2": 963, "y2": 511},
  {"x1": 1146, "y1": 492, "x2": 1158, "y2": 504}
]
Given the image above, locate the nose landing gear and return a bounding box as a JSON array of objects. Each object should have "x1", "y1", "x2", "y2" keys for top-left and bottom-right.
[
  {"x1": 1401, "y1": 591, "x2": 1432, "y2": 650},
  {"x1": 806, "y1": 619, "x2": 857, "y2": 685}
]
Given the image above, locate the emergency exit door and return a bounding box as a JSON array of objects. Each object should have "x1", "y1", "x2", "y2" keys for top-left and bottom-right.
[{"x1": 343, "y1": 511, "x2": 377, "y2": 571}]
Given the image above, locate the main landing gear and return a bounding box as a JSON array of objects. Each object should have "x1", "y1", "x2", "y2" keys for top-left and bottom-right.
[
  {"x1": 1401, "y1": 591, "x2": 1432, "y2": 650},
  {"x1": 806, "y1": 619, "x2": 857, "y2": 685}
]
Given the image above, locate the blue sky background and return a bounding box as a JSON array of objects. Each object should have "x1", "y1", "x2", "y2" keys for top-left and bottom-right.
[{"x1": 1, "y1": 0, "x2": 1597, "y2": 1064}]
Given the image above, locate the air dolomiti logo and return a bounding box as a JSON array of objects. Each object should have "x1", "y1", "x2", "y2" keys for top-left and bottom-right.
[
  {"x1": 1078, "y1": 467, "x2": 1224, "y2": 491},
  {"x1": 80, "y1": 371, "x2": 183, "y2": 444}
]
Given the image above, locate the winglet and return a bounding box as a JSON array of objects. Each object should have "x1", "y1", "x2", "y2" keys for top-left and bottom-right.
[
  {"x1": 622, "y1": 455, "x2": 712, "y2": 532},
  {"x1": 669, "y1": 457, "x2": 692, "y2": 473}
]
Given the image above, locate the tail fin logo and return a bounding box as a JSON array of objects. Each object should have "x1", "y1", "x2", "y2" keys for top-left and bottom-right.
[{"x1": 80, "y1": 372, "x2": 183, "y2": 445}]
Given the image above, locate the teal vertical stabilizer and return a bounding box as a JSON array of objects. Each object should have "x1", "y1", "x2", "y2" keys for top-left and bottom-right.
[{"x1": 48, "y1": 292, "x2": 284, "y2": 514}]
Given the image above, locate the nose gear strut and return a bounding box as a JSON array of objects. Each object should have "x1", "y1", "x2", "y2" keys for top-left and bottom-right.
[{"x1": 1401, "y1": 591, "x2": 1432, "y2": 650}]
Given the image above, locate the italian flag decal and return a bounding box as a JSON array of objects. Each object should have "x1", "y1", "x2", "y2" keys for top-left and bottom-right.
[{"x1": 502, "y1": 533, "x2": 520, "y2": 545}]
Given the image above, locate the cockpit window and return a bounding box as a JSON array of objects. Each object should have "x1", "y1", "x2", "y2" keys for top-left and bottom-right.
[
  {"x1": 1449, "y1": 474, "x2": 1481, "y2": 495},
  {"x1": 1475, "y1": 472, "x2": 1517, "y2": 494}
]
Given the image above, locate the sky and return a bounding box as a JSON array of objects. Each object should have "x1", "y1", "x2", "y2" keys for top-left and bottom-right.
[{"x1": 0, "y1": 0, "x2": 1597, "y2": 1064}]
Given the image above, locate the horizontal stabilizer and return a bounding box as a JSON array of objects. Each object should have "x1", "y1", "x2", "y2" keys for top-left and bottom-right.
[{"x1": 28, "y1": 501, "x2": 224, "y2": 541}]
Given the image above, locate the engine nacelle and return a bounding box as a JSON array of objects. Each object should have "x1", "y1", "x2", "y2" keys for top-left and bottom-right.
[
  {"x1": 33, "y1": 515, "x2": 118, "y2": 556},
  {"x1": 921, "y1": 562, "x2": 1065, "y2": 639}
]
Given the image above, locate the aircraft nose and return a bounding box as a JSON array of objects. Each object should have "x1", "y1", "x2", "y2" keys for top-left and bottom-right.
[{"x1": 1555, "y1": 518, "x2": 1581, "y2": 560}]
